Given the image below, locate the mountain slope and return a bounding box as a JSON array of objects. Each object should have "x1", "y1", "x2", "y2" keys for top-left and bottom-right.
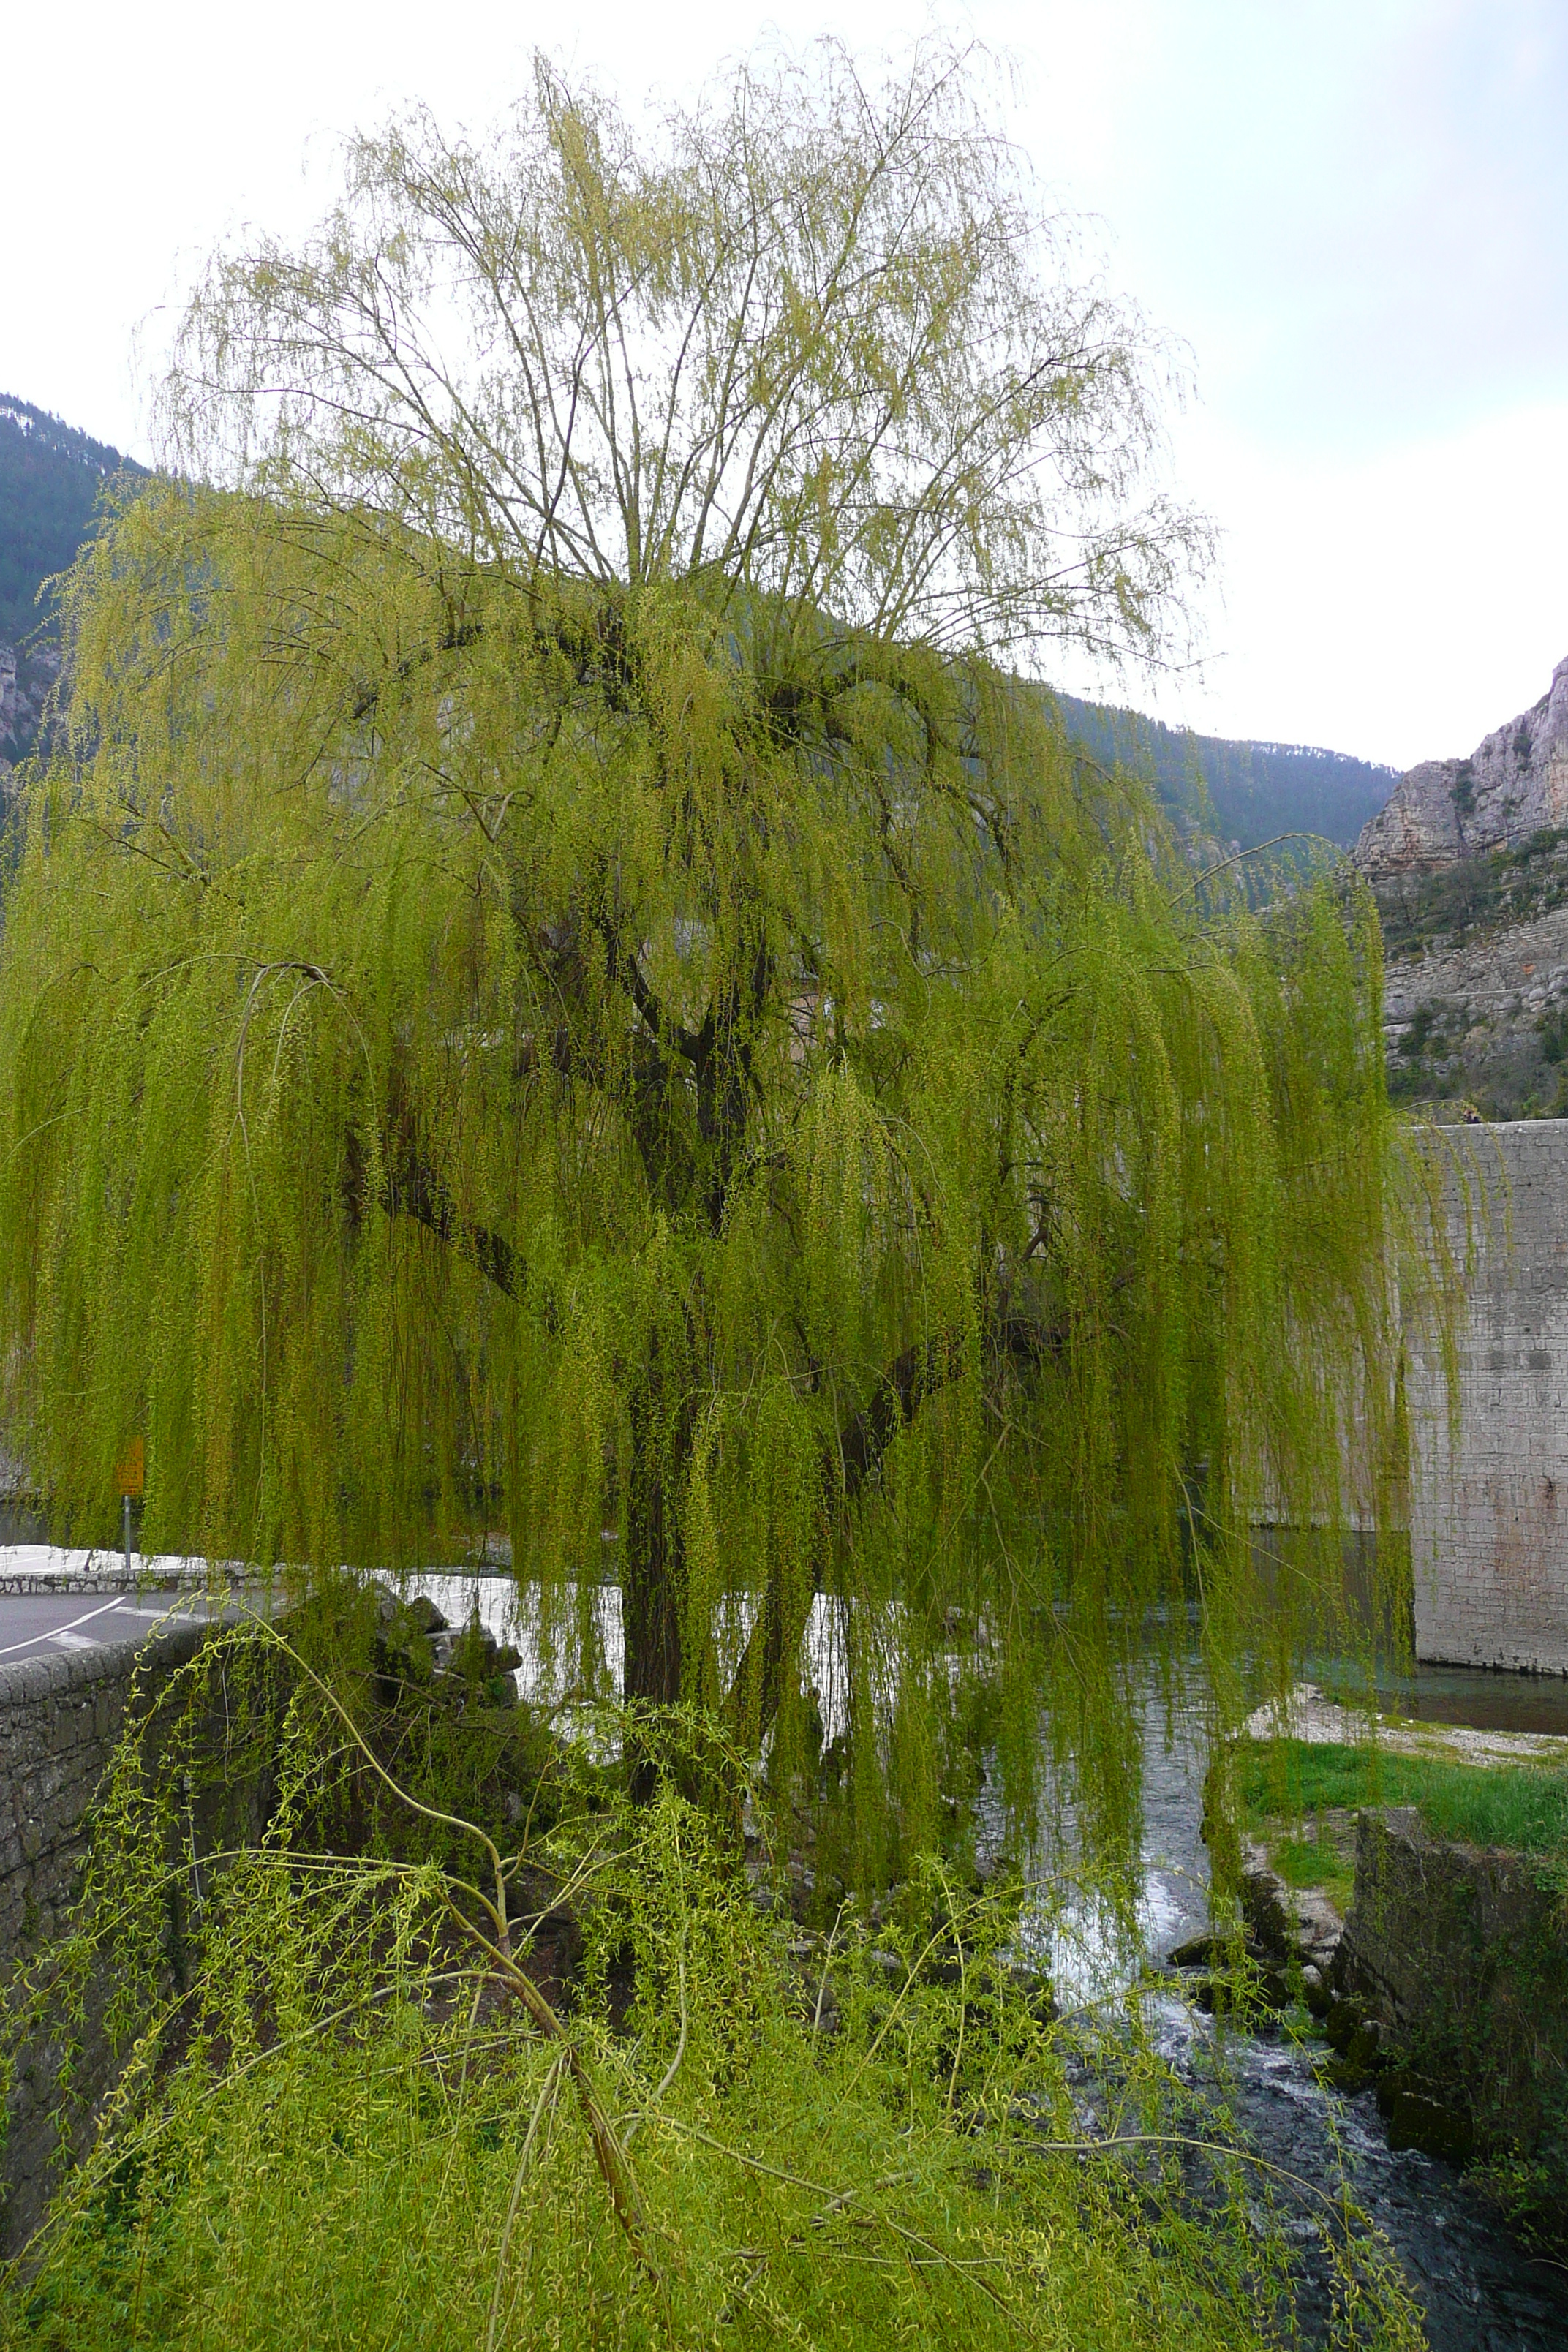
[
  {"x1": 0, "y1": 396, "x2": 144, "y2": 641},
  {"x1": 0, "y1": 397, "x2": 146, "y2": 767},
  {"x1": 0, "y1": 394, "x2": 1401, "y2": 859},
  {"x1": 1051, "y1": 690, "x2": 1399, "y2": 854},
  {"x1": 1352, "y1": 653, "x2": 1568, "y2": 1120},
  {"x1": 1355, "y1": 655, "x2": 1568, "y2": 879}
]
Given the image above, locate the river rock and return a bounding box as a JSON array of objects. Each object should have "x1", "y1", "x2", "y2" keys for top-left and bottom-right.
[{"x1": 1232, "y1": 1836, "x2": 1345, "y2": 1994}]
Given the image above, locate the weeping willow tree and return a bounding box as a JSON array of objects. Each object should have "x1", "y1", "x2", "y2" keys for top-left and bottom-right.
[{"x1": 0, "y1": 43, "x2": 1414, "y2": 1866}]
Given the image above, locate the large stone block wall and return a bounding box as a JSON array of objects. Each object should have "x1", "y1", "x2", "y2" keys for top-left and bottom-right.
[
  {"x1": 0, "y1": 1623, "x2": 252, "y2": 2253},
  {"x1": 1335, "y1": 1807, "x2": 1568, "y2": 2170},
  {"x1": 0, "y1": 1623, "x2": 210, "y2": 1953},
  {"x1": 1409, "y1": 1119, "x2": 1568, "y2": 1671}
]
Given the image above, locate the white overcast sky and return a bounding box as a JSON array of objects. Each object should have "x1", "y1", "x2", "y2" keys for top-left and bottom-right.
[{"x1": 3, "y1": 0, "x2": 1565, "y2": 771}]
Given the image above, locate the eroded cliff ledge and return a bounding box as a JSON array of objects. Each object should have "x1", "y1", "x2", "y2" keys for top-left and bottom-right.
[{"x1": 1356, "y1": 655, "x2": 1568, "y2": 879}]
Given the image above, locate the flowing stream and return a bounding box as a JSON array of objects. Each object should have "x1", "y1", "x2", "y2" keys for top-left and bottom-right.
[{"x1": 1036, "y1": 1674, "x2": 1568, "y2": 2352}]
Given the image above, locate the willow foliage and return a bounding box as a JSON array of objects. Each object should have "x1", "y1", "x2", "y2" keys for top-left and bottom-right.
[{"x1": 0, "y1": 44, "x2": 1416, "y2": 1866}]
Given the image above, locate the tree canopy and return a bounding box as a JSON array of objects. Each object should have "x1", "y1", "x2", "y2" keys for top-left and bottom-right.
[
  {"x1": 0, "y1": 44, "x2": 1412, "y2": 1877},
  {"x1": 159, "y1": 43, "x2": 1210, "y2": 672}
]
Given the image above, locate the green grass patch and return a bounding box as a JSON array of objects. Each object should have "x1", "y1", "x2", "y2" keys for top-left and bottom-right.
[
  {"x1": 1267, "y1": 1833, "x2": 1355, "y2": 1912},
  {"x1": 1237, "y1": 1740, "x2": 1568, "y2": 1870}
]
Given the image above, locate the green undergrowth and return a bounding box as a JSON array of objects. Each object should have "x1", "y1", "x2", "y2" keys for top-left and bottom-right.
[
  {"x1": 0, "y1": 1624, "x2": 1428, "y2": 2351},
  {"x1": 1236, "y1": 1738, "x2": 1568, "y2": 1878},
  {"x1": 2, "y1": 1980, "x2": 1405, "y2": 2352}
]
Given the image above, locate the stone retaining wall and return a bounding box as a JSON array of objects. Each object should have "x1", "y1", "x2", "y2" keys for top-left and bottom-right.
[
  {"x1": 0, "y1": 1624, "x2": 276, "y2": 2254},
  {"x1": 0, "y1": 1623, "x2": 211, "y2": 1955},
  {"x1": 1334, "y1": 1806, "x2": 1568, "y2": 2174}
]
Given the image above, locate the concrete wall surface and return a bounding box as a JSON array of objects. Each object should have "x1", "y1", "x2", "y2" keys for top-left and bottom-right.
[{"x1": 1409, "y1": 1119, "x2": 1568, "y2": 1672}]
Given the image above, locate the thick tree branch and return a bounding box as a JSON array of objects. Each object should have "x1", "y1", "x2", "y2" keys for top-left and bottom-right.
[
  {"x1": 347, "y1": 1112, "x2": 527, "y2": 1307},
  {"x1": 725, "y1": 1294, "x2": 1090, "y2": 1742},
  {"x1": 834, "y1": 1308, "x2": 1078, "y2": 1501},
  {"x1": 384, "y1": 1151, "x2": 521, "y2": 1302},
  {"x1": 347, "y1": 618, "x2": 486, "y2": 727}
]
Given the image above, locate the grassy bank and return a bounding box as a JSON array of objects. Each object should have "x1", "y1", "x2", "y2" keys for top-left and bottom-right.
[{"x1": 1236, "y1": 1738, "x2": 1568, "y2": 1880}]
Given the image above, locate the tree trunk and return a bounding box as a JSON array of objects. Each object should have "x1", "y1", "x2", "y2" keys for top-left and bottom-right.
[
  {"x1": 622, "y1": 1483, "x2": 683, "y2": 1708},
  {"x1": 622, "y1": 1382, "x2": 686, "y2": 1800}
]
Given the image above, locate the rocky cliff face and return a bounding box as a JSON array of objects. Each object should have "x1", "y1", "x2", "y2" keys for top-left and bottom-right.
[
  {"x1": 1356, "y1": 657, "x2": 1568, "y2": 1117},
  {"x1": 1380, "y1": 898, "x2": 1568, "y2": 1118},
  {"x1": 1355, "y1": 655, "x2": 1568, "y2": 878}
]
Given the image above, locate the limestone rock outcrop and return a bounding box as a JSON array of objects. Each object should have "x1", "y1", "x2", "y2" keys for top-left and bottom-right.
[
  {"x1": 1355, "y1": 654, "x2": 1568, "y2": 878},
  {"x1": 0, "y1": 637, "x2": 60, "y2": 790}
]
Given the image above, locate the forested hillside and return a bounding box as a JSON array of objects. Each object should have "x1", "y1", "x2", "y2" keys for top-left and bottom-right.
[
  {"x1": 0, "y1": 396, "x2": 143, "y2": 640},
  {"x1": 1052, "y1": 689, "x2": 1398, "y2": 853},
  {"x1": 0, "y1": 397, "x2": 146, "y2": 768}
]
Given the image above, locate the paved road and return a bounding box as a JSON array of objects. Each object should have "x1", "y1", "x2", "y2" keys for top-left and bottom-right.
[{"x1": 0, "y1": 1587, "x2": 236, "y2": 1666}]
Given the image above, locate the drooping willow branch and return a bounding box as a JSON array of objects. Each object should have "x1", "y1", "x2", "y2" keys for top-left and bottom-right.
[{"x1": 243, "y1": 1615, "x2": 663, "y2": 2274}]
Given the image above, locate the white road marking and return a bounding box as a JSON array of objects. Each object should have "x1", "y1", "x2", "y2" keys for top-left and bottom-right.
[
  {"x1": 48, "y1": 1629, "x2": 101, "y2": 1649},
  {"x1": 0, "y1": 1593, "x2": 149, "y2": 1660}
]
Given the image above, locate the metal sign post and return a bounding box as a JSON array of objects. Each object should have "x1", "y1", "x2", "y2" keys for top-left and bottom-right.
[{"x1": 115, "y1": 1439, "x2": 145, "y2": 1575}]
